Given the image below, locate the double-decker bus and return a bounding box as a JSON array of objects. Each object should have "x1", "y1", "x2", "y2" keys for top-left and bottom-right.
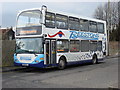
[{"x1": 14, "y1": 5, "x2": 107, "y2": 69}]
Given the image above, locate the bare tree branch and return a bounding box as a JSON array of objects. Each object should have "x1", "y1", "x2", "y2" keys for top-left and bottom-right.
[{"x1": 93, "y1": 2, "x2": 119, "y2": 31}]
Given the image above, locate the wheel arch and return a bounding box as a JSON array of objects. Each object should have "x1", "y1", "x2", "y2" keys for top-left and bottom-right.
[{"x1": 59, "y1": 55, "x2": 67, "y2": 64}]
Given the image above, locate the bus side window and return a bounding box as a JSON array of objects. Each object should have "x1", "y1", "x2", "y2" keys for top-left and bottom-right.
[
  {"x1": 90, "y1": 41, "x2": 97, "y2": 51},
  {"x1": 89, "y1": 21, "x2": 97, "y2": 33},
  {"x1": 81, "y1": 40, "x2": 89, "y2": 52},
  {"x1": 97, "y1": 23, "x2": 104, "y2": 33},
  {"x1": 80, "y1": 19, "x2": 89, "y2": 31},
  {"x1": 56, "y1": 14, "x2": 68, "y2": 30},
  {"x1": 69, "y1": 17, "x2": 79, "y2": 31},
  {"x1": 70, "y1": 40, "x2": 80, "y2": 52},
  {"x1": 45, "y1": 12, "x2": 55, "y2": 28},
  {"x1": 57, "y1": 40, "x2": 69, "y2": 52},
  {"x1": 97, "y1": 41, "x2": 102, "y2": 51},
  {"x1": 79, "y1": 40, "x2": 81, "y2": 51}
]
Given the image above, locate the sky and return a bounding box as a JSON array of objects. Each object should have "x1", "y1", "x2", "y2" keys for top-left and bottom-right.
[{"x1": 1, "y1": 2, "x2": 106, "y2": 28}]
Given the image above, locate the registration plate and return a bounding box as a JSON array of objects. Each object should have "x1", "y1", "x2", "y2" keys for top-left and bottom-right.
[{"x1": 22, "y1": 64, "x2": 29, "y2": 66}]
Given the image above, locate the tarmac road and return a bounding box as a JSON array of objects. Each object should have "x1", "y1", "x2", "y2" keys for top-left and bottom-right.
[{"x1": 2, "y1": 57, "x2": 118, "y2": 88}]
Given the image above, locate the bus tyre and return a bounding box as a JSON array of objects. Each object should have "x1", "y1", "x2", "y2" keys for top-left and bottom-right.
[
  {"x1": 92, "y1": 55, "x2": 98, "y2": 64},
  {"x1": 58, "y1": 59, "x2": 66, "y2": 70}
]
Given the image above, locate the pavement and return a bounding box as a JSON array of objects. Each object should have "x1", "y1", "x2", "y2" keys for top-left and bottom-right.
[{"x1": 1, "y1": 66, "x2": 26, "y2": 72}]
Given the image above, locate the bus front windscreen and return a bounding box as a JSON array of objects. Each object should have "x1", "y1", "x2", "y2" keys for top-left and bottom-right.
[
  {"x1": 16, "y1": 38, "x2": 43, "y2": 54},
  {"x1": 16, "y1": 10, "x2": 42, "y2": 36}
]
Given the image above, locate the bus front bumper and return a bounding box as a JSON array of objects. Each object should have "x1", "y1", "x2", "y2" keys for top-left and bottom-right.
[{"x1": 14, "y1": 61, "x2": 45, "y2": 68}]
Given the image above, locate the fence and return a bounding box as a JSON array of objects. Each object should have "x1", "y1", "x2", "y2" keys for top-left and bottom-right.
[
  {"x1": 2, "y1": 40, "x2": 15, "y2": 67},
  {"x1": 1, "y1": 40, "x2": 119, "y2": 67},
  {"x1": 109, "y1": 41, "x2": 119, "y2": 56}
]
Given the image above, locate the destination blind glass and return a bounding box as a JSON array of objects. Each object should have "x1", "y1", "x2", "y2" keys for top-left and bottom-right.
[{"x1": 16, "y1": 26, "x2": 42, "y2": 36}]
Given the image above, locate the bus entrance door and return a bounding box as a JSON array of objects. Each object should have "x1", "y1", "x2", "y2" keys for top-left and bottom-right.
[{"x1": 44, "y1": 40, "x2": 56, "y2": 65}]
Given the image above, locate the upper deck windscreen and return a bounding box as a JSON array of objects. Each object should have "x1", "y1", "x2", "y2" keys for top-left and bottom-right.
[{"x1": 16, "y1": 10, "x2": 42, "y2": 36}]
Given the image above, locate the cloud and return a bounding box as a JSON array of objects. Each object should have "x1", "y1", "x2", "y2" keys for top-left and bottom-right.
[
  {"x1": 2, "y1": 2, "x2": 105, "y2": 28},
  {"x1": 0, "y1": 3, "x2": 2, "y2": 26},
  {"x1": 0, "y1": 0, "x2": 116, "y2": 2}
]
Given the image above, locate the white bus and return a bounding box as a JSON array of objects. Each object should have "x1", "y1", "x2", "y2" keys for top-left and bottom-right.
[{"x1": 14, "y1": 5, "x2": 107, "y2": 69}]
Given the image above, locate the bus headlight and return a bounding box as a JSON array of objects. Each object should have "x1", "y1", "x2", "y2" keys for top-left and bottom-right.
[{"x1": 35, "y1": 60, "x2": 39, "y2": 62}]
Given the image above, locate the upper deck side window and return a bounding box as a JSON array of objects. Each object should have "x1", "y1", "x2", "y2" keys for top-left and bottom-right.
[
  {"x1": 44, "y1": 11, "x2": 105, "y2": 34},
  {"x1": 56, "y1": 14, "x2": 68, "y2": 29},
  {"x1": 80, "y1": 19, "x2": 89, "y2": 31},
  {"x1": 69, "y1": 17, "x2": 79, "y2": 31},
  {"x1": 89, "y1": 21, "x2": 97, "y2": 33},
  {"x1": 45, "y1": 12, "x2": 55, "y2": 28},
  {"x1": 97, "y1": 22, "x2": 104, "y2": 33}
]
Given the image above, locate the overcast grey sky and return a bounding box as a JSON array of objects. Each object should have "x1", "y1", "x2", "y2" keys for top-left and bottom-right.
[{"x1": 1, "y1": 2, "x2": 105, "y2": 28}]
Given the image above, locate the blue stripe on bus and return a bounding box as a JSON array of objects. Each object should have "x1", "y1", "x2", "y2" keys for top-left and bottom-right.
[
  {"x1": 14, "y1": 58, "x2": 104, "y2": 68},
  {"x1": 14, "y1": 61, "x2": 45, "y2": 68},
  {"x1": 67, "y1": 60, "x2": 92, "y2": 65},
  {"x1": 67, "y1": 58, "x2": 104, "y2": 65},
  {"x1": 14, "y1": 61, "x2": 58, "y2": 68}
]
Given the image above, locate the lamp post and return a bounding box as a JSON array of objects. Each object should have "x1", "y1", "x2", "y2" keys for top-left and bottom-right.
[
  {"x1": 107, "y1": 0, "x2": 111, "y2": 56},
  {"x1": 118, "y1": 1, "x2": 120, "y2": 23}
]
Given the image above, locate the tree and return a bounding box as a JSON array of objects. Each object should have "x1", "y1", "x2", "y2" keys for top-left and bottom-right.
[
  {"x1": 93, "y1": 2, "x2": 118, "y2": 31},
  {"x1": 93, "y1": 2, "x2": 119, "y2": 41},
  {"x1": 117, "y1": 1, "x2": 120, "y2": 41},
  {"x1": 118, "y1": 1, "x2": 120, "y2": 28},
  {"x1": 93, "y1": 5, "x2": 104, "y2": 20}
]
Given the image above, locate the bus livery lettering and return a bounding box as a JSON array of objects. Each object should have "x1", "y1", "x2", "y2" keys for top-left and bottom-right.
[{"x1": 70, "y1": 31, "x2": 99, "y2": 40}]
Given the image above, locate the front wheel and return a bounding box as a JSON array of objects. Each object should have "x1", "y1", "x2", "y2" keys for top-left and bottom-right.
[{"x1": 58, "y1": 59, "x2": 66, "y2": 70}]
